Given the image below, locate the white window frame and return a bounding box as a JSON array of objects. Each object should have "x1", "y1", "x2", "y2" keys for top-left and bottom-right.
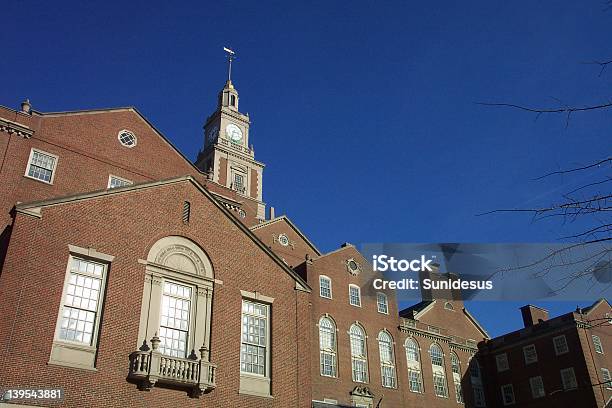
[
  {"x1": 349, "y1": 323, "x2": 368, "y2": 383},
  {"x1": 501, "y1": 384, "x2": 515, "y2": 405},
  {"x1": 349, "y1": 284, "x2": 361, "y2": 307},
  {"x1": 319, "y1": 316, "x2": 337, "y2": 378},
  {"x1": 593, "y1": 335, "x2": 604, "y2": 354},
  {"x1": 523, "y1": 344, "x2": 538, "y2": 365},
  {"x1": 496, "y1": 353, "x2": 509, "y2": 372},
  {"x1": 376, "y1": 292, "x2": 389, "y2": 314},
  {"x1": 319, "y1": 275, "x2": 332, "y2": 299},
  {"x1": 601, "y1": 368, "x2": 612, "y2": 389},
  {"x1": 24, "y1": 148, "x2": 59, "y2": 184},
  {"x1": 433, "y1": 372, "x2": 449, "y2": 398},
  {"x1": 49, "y1": 246, "x2": 114, "y2": 370},
  {"x1": 553, "y1": 335, "x2": 569, "y2": 355},
  {"x1": 530, "y1": 376, "x2": 545, "y2": 399},
  {"x1": 405, "y1": 338, "x2": 423, "y2": 393},
  {"x1": 378, "y1": 331, "x2": 396, "y2": 388},
  {"x1": 158, "y1": 280, "x2": 195, "y2": 358},
  {"x1": 108, "y1": 174, "x2": 133, "y2": 189},
  {"x1": 470, "y1": 359, "x2": 486, "y2": 407}
]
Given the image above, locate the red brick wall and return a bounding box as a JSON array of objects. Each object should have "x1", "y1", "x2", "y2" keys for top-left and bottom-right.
[
  {"x1": 251, "y1": 218, "x2": 318, "y2": 268},
  {"x1": 0, "y1": 180, "x2": 308, "y2": 407}
]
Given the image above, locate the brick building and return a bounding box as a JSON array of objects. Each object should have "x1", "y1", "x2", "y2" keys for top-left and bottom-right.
[{"x1": 0, "y1": 73, "x2": 609, "y2": 408}]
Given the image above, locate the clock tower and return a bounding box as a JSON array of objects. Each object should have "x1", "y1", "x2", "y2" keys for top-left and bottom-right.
[{"x1": 195, "y1": 78, "x2": 266, "y2": 221}]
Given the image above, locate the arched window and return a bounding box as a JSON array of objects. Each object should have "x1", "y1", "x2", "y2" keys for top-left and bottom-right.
[
  {"x1": 405, "y1": 338, "x2": 423, "y2": 393},
  {"x1": 444, "y1": 301, "x2": 454, "y2": 310},
  {"x1": 470, "y1": 359, "x2": 486, "y2": 407},
  {"x1": 319, "y1": 275, "x2": 332, "y2": 299},
  {"x1": 430, "y1": 344, "x2": 448, "y2": 398},
  {"x1": 319, "y1": 316, "x2": 337, "y2": 377},
  {"x1": 378, "y1": 331, "x2": 396, "y2": 388},
  {"x1": 349, "y1": 324, "x2": 368, "y2": 382},
  {"x1": 450, "y1": 352, "x2": 463, "y2": 404}
]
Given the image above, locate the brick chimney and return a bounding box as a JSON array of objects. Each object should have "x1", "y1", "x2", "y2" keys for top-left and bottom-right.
[{"x1": 520, "y1": 305, "x2": 549, "y2": 327}]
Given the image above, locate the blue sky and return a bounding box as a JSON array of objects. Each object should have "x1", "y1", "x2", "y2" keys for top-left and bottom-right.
[{"x1": 2, "y1": 1, "x2": 610, "y2": 337}]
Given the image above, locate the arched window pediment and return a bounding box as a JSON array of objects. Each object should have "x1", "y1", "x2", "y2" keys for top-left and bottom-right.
[{"x1": 147, "y1": 236, "x2": 213, "y2": 278}]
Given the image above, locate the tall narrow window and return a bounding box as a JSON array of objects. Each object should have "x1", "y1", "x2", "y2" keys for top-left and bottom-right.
[
  {"x1": 430, "y1": 344, "x2": 448, "y2": 398},
  {"x1": 553, "y1": 335, "x2": 569, "y2": 355},
  {"x1": 25, "y1": 148, "x2": 58, "y2": 184},
  {"x1": 50, "y1": 248, "x2": 114, "y2": 371},
  {"x1": 405, "y1": 338, "x2": 423, "y2": 393},
  {"x1": 501, "y1": 384, "x2": 515, "y2": 405},
  {"x1": 58, "y1": 258, "x2": 106, "y2": 345},
  {"x1": 240, "y1": 300, "x2": 269, "y2": 376},
  {"x1": 230, "y1": 95, "x2": 236, "y2": 107},
  {"x1": 349, "y1": 285, "x2": 361, "y2": 307},
  {"x1": 319, "y1": 276, "x2": 332, "y2": 299},
  {"x1": 350, "y1": 324, "x2": 368, "y2": 383},
  {"x1": 319, "y1": 316, "x2": 337, "y2": 377},
  {"x1": 182, "y1": 201, "x2": 191, "y2": 224},
  {"x1": 377, "y1": 293, "x2": 389, "y2": 314},
  {"x1": 593, "y1": 335, "x2": 604, "y2": 354},
  {"x1": 530, "y1": 376, "x2": 545, "y2": 398},
  {"x1": 234, "y1": 173, "x2": 245, "y2": 193},
  {"x1": 378, "y1": 331, "x2": 396, "y2": 388},
  {"x1": 470, "y1": 359, "x2": 486, "y2": 407},
  {"x1": 560, "y1": 367, "x2": 577, "y2": 390},
  {"x1": 450, "y1": 352, "x2": 463, "y2": 403},
  {"x1": 159, "y1": 281, "x2": 192, "y2": 357}
]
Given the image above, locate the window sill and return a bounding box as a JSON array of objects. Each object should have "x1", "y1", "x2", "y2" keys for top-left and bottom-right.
[
  {"x1": 23, "y1": 174, "x2": 54, "y2": 185},
  {"x1": 48, "y1": 340, "x2": 97, "y2": 371}
]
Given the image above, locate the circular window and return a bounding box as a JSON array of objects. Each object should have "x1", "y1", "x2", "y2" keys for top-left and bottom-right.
[
  {"x1": 278, "y1": 234, "x2": 290, "y2": 247},
  {"x1": 238, "y1": 209, "x2": 246, "y2": 218},
  {"x1": 347, "y1": 259, "x2": 360, "y2": 275},
  {"x1": 118, "y1": 130, "x2": 137, "y2": 148}
]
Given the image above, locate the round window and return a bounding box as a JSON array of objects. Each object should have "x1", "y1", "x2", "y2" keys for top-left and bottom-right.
[
  {"x1": 347, "y1": 259, "x2": 360, "y2": 275},
  {"x1": 118, "y1": 130, "x2": 137, "y2": 148},
  {"x1": 238, "y1": 209, "x2": 246, "y2": 218},
  {"x1": 278, "y1": 234, "x2": 290, "y2": 246}
]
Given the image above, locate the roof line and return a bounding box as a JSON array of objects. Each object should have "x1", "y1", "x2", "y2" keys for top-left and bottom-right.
[
  {"x1": 250, "y1": 215, "x2": 321, "y2": 256},
  {"x1": 311, "y1": 243, "x2": 355, "y2": 261},
  {"x1": 584, "y1": 298, "x2": 611, "y2": 315},
  {"x1": 32, "y1": 106, "x2": 136, "y2": 116},
  {"x1": 463, "y1": 308, "x2": 490, "y2": 339},
  {"x1": 14, "y1": 176, "x2": 311, "y2": 292}
]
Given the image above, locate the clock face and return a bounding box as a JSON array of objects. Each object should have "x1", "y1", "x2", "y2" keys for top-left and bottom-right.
[
  {"x1": 207, "y1": 126, "x2": 218, "y2": 143},
  {"x1": 226, "y1": 123, "x2": 243, "y2": 144}
]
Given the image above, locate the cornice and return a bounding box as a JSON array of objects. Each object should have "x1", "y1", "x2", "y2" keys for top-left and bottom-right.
[{"x1": 0, "y1": 117, "x2": 34, "y2": 138}]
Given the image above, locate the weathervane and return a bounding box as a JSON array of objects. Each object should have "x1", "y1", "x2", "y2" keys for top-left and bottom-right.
[{"x1": 223, "y1": 47, "x2": 236, "y2": 81}]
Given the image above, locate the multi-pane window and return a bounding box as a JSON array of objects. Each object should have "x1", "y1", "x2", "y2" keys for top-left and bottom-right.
[
  {"x1": 349, "y1": 285, "x2": 361, "y2": 307},
  {"x1": 593, "y1": 335, "x2": 604, "y2": 354},
  {"x1": 433, "y1": 373, "x2": 449, "y2": 398},
  {"x1": 319, "y1": 317, "x2": 337, "y2": 377},
  {"x1": 26, "y1": 149, "x2": 57, "y2": 183},
  {"x1": 406, "y1": 338, "x2": 420, "y2": 362},
  {"x1": 406, "y1": 369, "x2": 421, "y2": 392},
  {"x1": 560, "y1": 367, "x2": 577, "y2": 390},
  {"x1": 58, "y1": 258, "x2": 105, "y2": 345},
  {"x1": 454, "y1": 381, "x2": 464, "y2": 404},
  {"x1": 450, "y1": 353, "x2": 463, "y2": 403},
  {"x1": 530, "y1": 376, "x2": 545, "y2": 398},
  {"x1": 430, "y1": 344, "x2": 448, "y2": 398},
  {"x1": 601, "y1": 368, "x2": 611, "y2": 389},
  {"x1": 470, "y1": 359, "x2": 486, "y2": 407},
  {"x1": 159, "y1": 281, "x2": 192, "y2": 357},
  {"x1": 240, "y1": 300, "x2": 269, "y2": 376},
  {"x1": 553, "y1": 335, "x2": 569, "y2": 355},
  {"x1": 496, "y1": 353, "x2": 509, "y2": 372},
  {"x1": 405, "y1": 338, "x2": 423, "y2": 393},
  {"x1": 319, "y1": 276, "x2": 332, "y2": 299},
  {"x1": 234, "y1": 173, "x2": 245, "y2": 193},
  {"x1": 378, "y1": 331, "x2": 396, "y2": 388},
  {"x1": 523, "y1": 344, "x2": 538, "y2": 365},
  {"x1": 501, "y1": 384, "x2": 515, "y2": 405},
  {"x1": 377, "y1": 292, "x2": 388, "y2": 314},
  {"x1": 350, "y1": 324, "x2": 368, "y2": 382},
  {"x1": 108, "y1": 175, "x2": 132, "y2": 189},
  {"x1": 430, "y1": 344, "x2": 444, "y2": 367}
]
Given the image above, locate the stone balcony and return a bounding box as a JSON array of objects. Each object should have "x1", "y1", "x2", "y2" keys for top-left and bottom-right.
[{"x1": 128, "y1": 335, "x2": 216, "y2": 398}]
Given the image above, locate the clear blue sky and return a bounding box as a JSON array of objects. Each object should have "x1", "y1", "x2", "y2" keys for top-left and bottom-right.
[{"x1": 2, "y1": 1, "x2": 610, "y2": 337}]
